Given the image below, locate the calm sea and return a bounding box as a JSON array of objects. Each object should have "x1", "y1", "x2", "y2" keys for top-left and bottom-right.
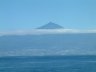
[{"x1": 0, "y1": 56, "x2": 96, "y2": 72}]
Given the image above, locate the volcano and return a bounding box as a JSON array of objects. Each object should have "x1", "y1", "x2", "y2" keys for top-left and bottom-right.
[{"x1": 38, "y1": 22, "x2": 64, "y2": 29}]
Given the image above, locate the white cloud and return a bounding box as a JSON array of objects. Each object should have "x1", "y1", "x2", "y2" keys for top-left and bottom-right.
[{"x1": 0, "y1": 29, "x2": 96, "y2": 36}]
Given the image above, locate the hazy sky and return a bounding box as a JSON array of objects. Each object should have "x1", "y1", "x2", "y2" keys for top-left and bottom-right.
[{"x1": 0, "y1": 0, "x2": 96, "y2": 31}]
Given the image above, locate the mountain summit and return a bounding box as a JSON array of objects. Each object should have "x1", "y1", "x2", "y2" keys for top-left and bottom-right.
[{"x1": 38, "y1": 22, "x2": 64, "y2": 29}]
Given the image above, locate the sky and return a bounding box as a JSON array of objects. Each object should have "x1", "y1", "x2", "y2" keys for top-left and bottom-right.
[{"x1": 0, "y1": 0, "x2": 96, "y2": 31}]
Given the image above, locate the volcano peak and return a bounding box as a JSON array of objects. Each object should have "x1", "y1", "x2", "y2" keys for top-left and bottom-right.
[{"x1": 38, "y1": 22, "x2": 64, "y2": 29}]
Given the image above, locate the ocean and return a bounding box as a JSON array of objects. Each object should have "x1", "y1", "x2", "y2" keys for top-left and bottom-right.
[{"x1": 0, "y1": 56, "x2": 96, "y2": 72}]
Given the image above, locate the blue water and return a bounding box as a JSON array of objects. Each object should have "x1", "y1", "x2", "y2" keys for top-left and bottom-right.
[{"x1": 0, "y1": 56, "x2": 96, "y2": 72}]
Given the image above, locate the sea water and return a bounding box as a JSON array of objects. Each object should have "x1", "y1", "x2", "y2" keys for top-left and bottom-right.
[{"x1": 0, "y1": 56, "x2": 96, "y2": 72}]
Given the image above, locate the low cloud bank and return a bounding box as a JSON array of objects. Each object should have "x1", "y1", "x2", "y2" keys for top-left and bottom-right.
[{"x1": 0, "y1": 29, "x2": 96, "y2": 36}]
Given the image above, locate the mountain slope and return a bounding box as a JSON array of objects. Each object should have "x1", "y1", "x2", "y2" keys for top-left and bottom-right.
[{"x1": 0, "y1": 33, "x2": 96, "y2": 56}]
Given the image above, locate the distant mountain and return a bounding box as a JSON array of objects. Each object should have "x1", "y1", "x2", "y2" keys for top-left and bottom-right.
[
  {"x1": 38, "y1": 22, "x2": 64, "y2": 29},
  {"x1": 0, "y1": 22, "x2": 96, "y2": 56}
]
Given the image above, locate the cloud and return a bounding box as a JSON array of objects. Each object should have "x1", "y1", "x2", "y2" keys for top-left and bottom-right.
[
  {"x1": 1, "y1": 48, "x2": 96, "y2": 56},
  {"x1": 0, "y1": 29, "x2": 96, "y2": 36}
]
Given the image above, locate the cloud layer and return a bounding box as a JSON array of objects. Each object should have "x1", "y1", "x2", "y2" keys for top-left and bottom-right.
[{"x1": 0, "y1": 29, "x2": 96, "y2": 36}]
